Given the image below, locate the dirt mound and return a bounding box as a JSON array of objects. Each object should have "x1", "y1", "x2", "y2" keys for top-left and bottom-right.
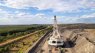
[{"x1": 73, "y1": 35, "x2": 95, "y2": 53}]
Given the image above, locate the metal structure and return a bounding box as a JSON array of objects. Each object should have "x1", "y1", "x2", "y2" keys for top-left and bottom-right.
[{"x1": 48, "y1": 16, "x2": 64, "y2": 46}]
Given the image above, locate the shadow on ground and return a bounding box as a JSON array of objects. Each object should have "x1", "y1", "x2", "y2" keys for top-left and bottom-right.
[{"x1": 62, "y1": 40, "x2": 76, "y2": 48}]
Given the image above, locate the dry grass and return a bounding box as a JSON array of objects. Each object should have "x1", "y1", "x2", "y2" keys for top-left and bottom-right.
[{"x1": 7, "y1": 29, "x2": 49, "y2": 53}]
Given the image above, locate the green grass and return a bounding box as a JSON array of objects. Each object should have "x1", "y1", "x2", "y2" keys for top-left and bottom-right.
[
  {"x1": 0, "y1": 27, "x2": 51, "y2": 53},
  {"x1": 0, "y1": 25, "x2": 48, "y2": 43},
  {"x1": 0, "y1": 25, "x2": 47, "y2": 34}
]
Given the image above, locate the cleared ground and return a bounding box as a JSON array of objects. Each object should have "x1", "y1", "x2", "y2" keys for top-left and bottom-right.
[{"x1": 39, "y1": 29, "x2": 95, "y2": 53}]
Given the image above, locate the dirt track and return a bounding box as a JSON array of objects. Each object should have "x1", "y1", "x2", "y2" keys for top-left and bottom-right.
[
  {"x1": 63, "y1": 29, "x2": 95, "y2": 53},
  {"x1": 40, "y1": 29, "x2": 95, "y2": 53}
]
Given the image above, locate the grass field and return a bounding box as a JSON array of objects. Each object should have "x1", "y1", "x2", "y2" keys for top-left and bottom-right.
[
  {"x1": 0, "y1": 25, "x2": 51, "y2": 53},
  {"x1": 0, "y1": 25, "x2": 47, "y2": 34},
  {"x1": 0, "y1": 25, "x2": 48, "y2": 43}
]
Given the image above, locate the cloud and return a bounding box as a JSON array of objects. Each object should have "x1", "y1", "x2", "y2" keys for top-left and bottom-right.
[
  {"x1": 81, "y1": 13, "x2": 95, "y2": 18},
  {"x1": 0, "y1": 0, "x2": 95, "y2": 25},
  {"x1": 71, "y1": 13, "x2": 95, "y2": 23},
  {"x1": 0, "y1": 9, "x2": 53, "y2": 25},
  {"x1": 0, "y1": 11, "x2": 95, "y2": 24},
  {"x1": 1, "y1": 0, "x2": 95, "y2": 12},
  {"x1": 77, "y1": 18, "x2": 95, "y2": 23},
  {"x1": 55, "y1": 12, "x2": 95, "y2": 23},
  {"x1": 0, "y1": 9, "x2": 76, "y2": 24}
]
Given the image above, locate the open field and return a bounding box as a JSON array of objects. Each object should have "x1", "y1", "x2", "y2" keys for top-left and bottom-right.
[
  {"x1": 59, "y1": 24, "x2": 95, "y2": 29},
  {"x1": 0, "y1": 25, "x2": 51, "y2": 53},
  {"x1": 0, "y1": 25, "x2": 48, "y2": 43},
  {"x1": 0, "y1": 25, "x2": 47, "y2": 34}
]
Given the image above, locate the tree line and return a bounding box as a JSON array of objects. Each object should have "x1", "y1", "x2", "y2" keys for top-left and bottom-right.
[{"x1": 0, "y1": 25, "x2": 48, "y2": 42}]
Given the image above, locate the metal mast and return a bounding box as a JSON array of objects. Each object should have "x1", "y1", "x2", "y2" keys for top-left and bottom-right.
[
  {"x1": 48, "y1": 15, "x2": 64, "y2": 46},
  {"x1": 53, "y1": 16, "x2": 61, "y2": 38}
]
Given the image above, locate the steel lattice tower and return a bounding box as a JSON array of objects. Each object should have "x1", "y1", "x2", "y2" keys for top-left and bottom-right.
[{"x1": 48, "y1": 15, "x2": 64, "y2": 46}]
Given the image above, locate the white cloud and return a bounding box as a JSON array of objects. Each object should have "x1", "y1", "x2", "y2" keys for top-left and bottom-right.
[
  {"x1": 55, "y1": 12, "x2": 95, "y2": 23},
  {"x1": 0, "y1": 9, "x2": 53, "y2": 25},
  {"x1": 81, "y1": 13, "x2": 95, "y2": 18},
  {"x1": 0, "y1": 9, "x2": 75, "y2": 24},
  {"x1": 0, "y1": 5, "x2": 95, "y2": 25},
  {"x1": 0, "y1": 11, "x2": 95, "y2": 24},
  {"x1": 2, "y1": 0, "x2": 95, "y2": 12},
  {"x1": 68, "y1": 12, "x2": 95, "y2": 23}
]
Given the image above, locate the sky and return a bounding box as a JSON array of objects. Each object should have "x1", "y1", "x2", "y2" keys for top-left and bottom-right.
[{"x1": 0, "y1": 0, "x2": 95, "y2": 25}]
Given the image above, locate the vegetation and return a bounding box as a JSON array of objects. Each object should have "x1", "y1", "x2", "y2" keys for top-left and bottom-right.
[
  {"x1": 0, "y1": 25, "x2": 48, "y2": 43},
  {"x1": 59, "y1": 24, "x2": 95, "y2": 29},
  {"x1": 0, "y1": 26, "x2": 51, "y2": 53}
]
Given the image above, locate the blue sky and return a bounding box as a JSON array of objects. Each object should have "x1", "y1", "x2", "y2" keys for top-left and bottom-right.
[{"x1": 0, "y1": 0, "x2": 95, "y2": 25}]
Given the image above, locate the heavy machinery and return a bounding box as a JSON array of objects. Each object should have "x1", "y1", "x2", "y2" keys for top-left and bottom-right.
[{"x1": 48, "y1": 16, "x2": 64, "y2": 46}]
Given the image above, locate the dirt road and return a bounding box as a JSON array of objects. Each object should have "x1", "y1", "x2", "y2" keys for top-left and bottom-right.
[{"x1": 41, "y1": 29, "x2": 95, "y2": 53}]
